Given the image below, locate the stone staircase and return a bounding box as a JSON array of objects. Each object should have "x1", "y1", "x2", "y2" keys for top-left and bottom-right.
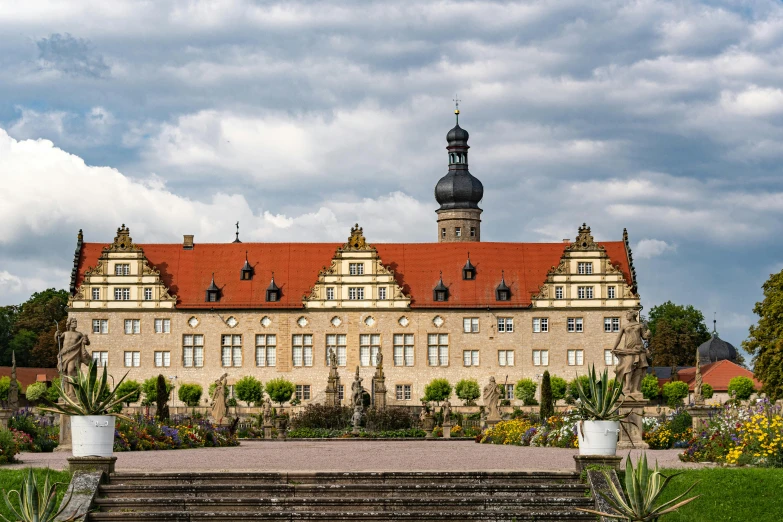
[{"x1": 89, "y1": 471, "x2": 595, "y2": 521}]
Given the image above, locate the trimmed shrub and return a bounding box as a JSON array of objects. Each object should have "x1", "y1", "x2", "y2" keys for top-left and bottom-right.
[
  {"x1": 702, "y1": 383, "x2": 714, "y2": 399},
  {"x1": 662, "y1": 381, "x2": 689, "y2": 409},
  {"x1": 142, "y1": 376, "x2": 172, "y2": 406},
  {"x1": 423, "y1": 379, "x2": 452, "y2": 403},
  {"x1": 455, "y1": 379, "x2": 480, "y2": 405},
  {"x1": 24, "y1": 382, "x2": 47, "y2": 402},
  {"x1": 290, "y1": 404, "x2": 351, "y2": 430},
  {"x1": 46, "y1": 378, "x2": 61, "y2": 403},
  {"x1": 550, "y1": 376, "x2": 567, "y2": 402},
  {"x1": 266, "y1": 377, "x2": 295, "y2": 407},
  {"x1": 514, "y1": 378, "x2": 537, "y2": 405},
  {"x1": 116, "y1": 380, "x2": 142, "y2": 405},
  {"x1": 565, "y1": 375, "x2": 591, "y2": 404},
  {"x1": 728, "y1": 376, "x2": 755, "y2": 400},
  {"x1": 235, "y1": 376, "x2": 264, "y2": 407},
  {"x1": 641, "y1": 374, "x2": 661, "y2": 400},
  {"x1": 178, "y1": 384, "x2": 203, "y2": 407},
  {"x1": 539, "y1": 371, "x2": 554, "y2": 419}
]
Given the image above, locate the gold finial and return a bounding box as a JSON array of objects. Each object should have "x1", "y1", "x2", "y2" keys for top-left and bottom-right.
[{"x1": 453, "y1": 95, "x2": 461, "y2": 124}]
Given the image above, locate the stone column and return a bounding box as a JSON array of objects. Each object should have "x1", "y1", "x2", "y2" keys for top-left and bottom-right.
[
  {"x1": 617, "y1": 398, "x2": 648, "y2": 450},
  {"x1": 686, "y1": 405, "x2": 718, "y2": 434},
  {"x1": 372, "y1": 375, "x2": 386, "y2": 409}
]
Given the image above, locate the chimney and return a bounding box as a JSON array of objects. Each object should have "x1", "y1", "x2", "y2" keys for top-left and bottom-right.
[
  {"x1": 562, "y1": 239, "x2": 570, "y2": 243},
  {"x1": 183, "y1": 235, "x2": 194, "y2": 250}
]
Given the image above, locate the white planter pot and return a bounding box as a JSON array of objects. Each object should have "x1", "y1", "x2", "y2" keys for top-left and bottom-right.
[
  {"x1": 71, "y1": 415, "x2": 115, "y2": 457},
  {"x1": 577, "y1": 420, "x2": 620, "y2": 456}
]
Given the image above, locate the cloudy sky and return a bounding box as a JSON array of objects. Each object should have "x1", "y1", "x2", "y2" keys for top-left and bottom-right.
[{"x1": 1, "y1": 1, "x2": 782, "y2": 357}]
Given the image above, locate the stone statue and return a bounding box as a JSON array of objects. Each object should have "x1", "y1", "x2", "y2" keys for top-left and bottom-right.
[
  {"x1": 329, "y1": 347, "x2": 338, "y2": 369},
  {"x1": 611, "y1": 310, "x2": 651, "y2": 399},
  {"x1": 210, "y1": 373, "x2": 228, "y2": 423},
  {"x1": 483, "y1": 377, "x2": 501, "y2": 421},
  {"x1": 351, "y1": 404, "x2": 363, "y2": 432},
  {"x1": 376, "y1": 350, "x2": 383, "y2": 368},
  {"x1": 55, "y1": 318, "x2": 92, "y2": 398},
  {"x1": 441, "y1": 399, "x2": 451, "y2": 424},
  {"x1": 262, "y1": 397, "x2": 273, "y2": 426},
  {"x1": 351, "y1": 366, "x2": 363, "y2": 407},
  {"x1": 693, "y1": 349, "x2": 704, "y2": 405}
]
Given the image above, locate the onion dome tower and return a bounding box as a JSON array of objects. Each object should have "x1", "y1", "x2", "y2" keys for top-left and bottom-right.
[
  {"x1": 697, "y1": 316, "x2": 738, "y2": 363},
  {"x1": 434, "y1": 99, "x2": 484, "y2": 242}
]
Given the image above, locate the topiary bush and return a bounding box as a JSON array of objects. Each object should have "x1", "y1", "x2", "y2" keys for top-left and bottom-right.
[
  {"x1": 24, "y1": 382, "x2": 47, "y2": 402},
  {"x1": 515, "y1": 378, "x2": 537, "y2": 405},
  {"x1": 266, "y1": 377, "x2": 295, "y2": 407},
  {"x1": 549, "y1": 376, "x2": 567, "y2": 403},
  {"x1": 702, "y1": 383, "x2": 714, "y2": 399},
  {"x1": 728, "y1": 376, "x2": 755, "y2": 400},
  {"x1": 142, "y1": 376, "x2": 172, "y2": 406},
  {"x1": 662, "y1": 381, "x2": 689, "y2": 409},
  {"x1": 565, "y1": 375, "x2": 591, "y2": 404},
  {"x1": 235, "y1": 376, "x2": 264, "y2": 407},
  {"x1": 290, "y1": 404, "x2": 351, "y2": 430},
  {"x1": 365, "y1": 407, "x2": 417, "y2": 431},
  {"x1": 454, "y1": 378, "x2": 480, "y2": 405},
  {"x1": 423, "y1": 379, "x2": 452, "y2": 403},
  {"x1": 115, "y1": 380, "x2": 142, "y2": 406},
  {"x1": 178, "y1": 384, "x2": 203, "y2": 407},
  {"x1": 641, "y1": 374, "x2": 661, "y2": 400},
  {"x1": 539, "y1": 371, "x2": 554, "y2": 419},
  {"x1": 46, "y1": 378, "x2": 60, "y2": 403}
]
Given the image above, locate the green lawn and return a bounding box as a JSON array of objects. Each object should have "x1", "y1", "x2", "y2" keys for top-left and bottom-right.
[
  {"x1": 0, "y1": 469, "x2": 72, "y2": 520},
  {"x1": 653, "y1": 468, "x2": 783, "y2": 522}
]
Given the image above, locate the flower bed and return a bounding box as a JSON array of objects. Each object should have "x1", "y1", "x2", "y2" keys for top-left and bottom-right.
[
  {"x1": 8, "y1": 409, "x2": 59, "y2": 453},
  {"x1": 642, "y1": 409, "x2": 693, "y2": 450},
  {"x1": 479, "y1": 411, "x2": 579, "y2": 447},
  {"x1": 286, "y1": 427, "x2": 427, "y2": 438},
  {"x1": 680, "y1": 399, "x2": 783, "y2": 467},
  {"x1": 114, "y1": 415, "x2": 239, "y2": 451}
]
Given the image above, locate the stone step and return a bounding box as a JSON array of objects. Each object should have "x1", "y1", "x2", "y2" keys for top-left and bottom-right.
[
  {"x1": 92, "y1": 496, "x2": 594, "y2": 513},
  {"x1": 98, "y1": 482, "x2": 589, "y2": 499},
  {"x1": 108, "y1": 471, "x2": 581, "y2": 486},
  {"x1": 88, "y1": 509, "x2": 595, "y2": 521}
]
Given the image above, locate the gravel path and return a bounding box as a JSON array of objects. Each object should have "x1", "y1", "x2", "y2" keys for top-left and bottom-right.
[{"x1": 8, "y1": 441, "x2": 705, "y2": 472}]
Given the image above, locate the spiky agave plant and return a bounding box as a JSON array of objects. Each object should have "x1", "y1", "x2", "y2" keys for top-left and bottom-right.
[
  {"x1": 578, "y1": 452, "x2": 699, "y2": 521},
  {"x1": 1, "y1": 468, "x2": 79, "y2": 522},
  {"x1": 38, "y1": 361, "x2": 134, "y2": 421},
  {"x1": 575, "y1": 365, "x2": 625, "y2": 421}
]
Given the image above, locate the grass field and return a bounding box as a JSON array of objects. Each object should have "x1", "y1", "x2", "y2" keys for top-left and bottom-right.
[{"x1": 0, "y1": 469, "x2": 72, "y2": 520}]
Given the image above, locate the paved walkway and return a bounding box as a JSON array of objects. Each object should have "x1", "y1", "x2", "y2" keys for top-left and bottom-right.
[{"x1": 8, "y1": 441, "x2": 705, "y2": 472}]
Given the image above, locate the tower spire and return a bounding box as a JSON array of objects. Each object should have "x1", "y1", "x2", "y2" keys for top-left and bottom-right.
[
  {"x1": 233, "y1": 222, "x2": 241, "y2": 243},
  {"x1": 453, "y1": 95, "x2": 461, "y2": 125}
]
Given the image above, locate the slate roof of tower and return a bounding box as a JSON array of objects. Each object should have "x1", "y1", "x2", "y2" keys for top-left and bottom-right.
[{"x1": 75, "y1": 240, "x2": 632, "y2": 309}]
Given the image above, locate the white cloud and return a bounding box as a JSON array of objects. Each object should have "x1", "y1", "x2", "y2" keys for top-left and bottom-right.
[
  {"x1": 0, "y1": 271, "x2": 23, "y2": 293},
  {"x1": 720, "y1": 85, "x2": 783, "y2": 117},
  {"x1": 634, "y1": 239, "x2": 675, "y2": 259}
]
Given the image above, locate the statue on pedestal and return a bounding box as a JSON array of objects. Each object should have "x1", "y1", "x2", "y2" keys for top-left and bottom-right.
[
  {"x1": 441, "y1": 399, "x2": 452, "y2": 424},
  {"x1": 693, "y1": 349, "x2": 704, "y2": 406},
  {"x1": 262, "y1": 397, "x2": 273, "y2": 427},
  {"x1": 55, "y1": 318, "x2": 92, "y2": 398},
  {"x1": 210, "y1": 373, "x2": 228, "y2": 424},
  {"x1": 611, "y1": 310, "x2": 651, "y2": 399},
  {"x1": 351, "y1": 366, "x2": 363, "y2": 408},
  {"x1": 483, "y1": 377, "x2": 501, "y2": 422}
]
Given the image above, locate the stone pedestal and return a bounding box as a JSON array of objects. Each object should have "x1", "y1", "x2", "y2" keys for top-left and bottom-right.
[
  {"x1": 0, "y1": 409, "x2": 12, "y2": 430},
  {"x1": 423, "y1": 415, "x2": 435, "y2": 439},
  {"x1": 573, "y1": 454, "x2": 622, "y2": 472},
  {"x1": 372, "y1": 375, "x2": 387, "y2": 409},
  {"x1": 687, "y1": 405, "x2": 718, "y2": 434},
  {"x1": 67, "y1": 456, "x2": 117, "y2": 475},
  {"x1": 618, "y1": 398, "x2": 648, "y2": 450},
  {"x1": 442, "y1": 422, "x2": 452, "y2": 439},
  {"x1": 263, "y1": 425, "x2": 273, "y2": 439},
  {"x1": 55, "y1": 414, "x2": 72, "y2": 452}
]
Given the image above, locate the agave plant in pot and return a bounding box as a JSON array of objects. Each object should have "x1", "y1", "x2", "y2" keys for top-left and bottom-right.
[
  {"x1": 575, "y1": 365, "x2": 624, "y2": 455},
  {"x1": 39, "y1": 361, "x2": 134, "y2": 457}
]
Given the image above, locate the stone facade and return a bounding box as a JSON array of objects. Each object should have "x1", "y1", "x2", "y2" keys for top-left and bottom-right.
[{"x1": 436, "y1": 209, "x2": 481, "y2": 243}]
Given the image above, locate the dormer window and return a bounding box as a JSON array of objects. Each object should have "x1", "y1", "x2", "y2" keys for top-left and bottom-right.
[
  {"x1": 495, "y1": 271, "x2": 511, "y2": 301},
  {"x1": 205, "y1": 274, "x2": 220, "y2": 303},
  {"x1": 266, "y1": 275, "x2": 280, "y2": 302},
  {"x1": 240, "y1": 252, "x2": 253, "y2": 280},
  {"x1": 433, "y1": 273, "x2": 449, "y2": 302},
  {"x1": 462, "y1": 253, "x2": 476, "y2": 280}
]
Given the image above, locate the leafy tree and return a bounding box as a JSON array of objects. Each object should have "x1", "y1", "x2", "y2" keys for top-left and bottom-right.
[
  {"x1": 24, "y1": 382, "x2": 47, "y2": 402},
  {"x1": 565, "y1": 375, "x2": 591, "y2": 404},
  {"x1": 178, "y1": 383, "x2": 203, "y2": 407},
  {"x1": 0, "y1": 307, "x2": 17, "y2": 366},
  {"x1": 235, "y1": 376, "x2": 264, "y2": 406},
  {"x1": 549, "y1": 376, "x2": 567, "y2": 403},
  {"x1": 514, "y1": 378, "x2": 537, "y2": 405},
  {"x1": 454, "y1": 379, "x2": 480, "y2": 405},
  {"x1": 539, "y1": 371, "x2": 554, "y2": 419},
  {"x1": 662, "y1": 381, "x2": 689, "y2": 409},
  {"x1": 743, "y1": 269, "x2": 783, "y2": 400},
  {"x1": 30, "y1": 323, "x2": 62, "y2": 368},
  {"x1": 115, "y1": 380, "x2": 141, "y2": 406},
  {"x1": 728, "y1": 376, "x2": 755, "y2": 400},
  {"x1": 647, "y1": 301, "x2": 711, "y2": 367},
  {"x1": 701, "y1": 383, "x2": 714, "y2": 399},
  {"x1": 266, "y1": 377, "x2": 295, "y2": 407},
  {"x1": 8, "y1": 330, "x2": 37, "y2": 367},
  {"x1": 141, "y1": 376, "x2": 172, "y2": 406},
  {"x1": 423, "y1": 378, "x2": 452, "y2": 403},
  {"x1": 641, "y1": 374, "x2": 661, "y2": 400}
]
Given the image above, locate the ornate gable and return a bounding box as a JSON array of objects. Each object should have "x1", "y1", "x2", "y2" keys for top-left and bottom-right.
[
  {"x1": 69, "y1": 225, "x2": 177, "y2": 309},
  {"x1": 303, "y1": 224, "x2": 410, "y2": 309}
]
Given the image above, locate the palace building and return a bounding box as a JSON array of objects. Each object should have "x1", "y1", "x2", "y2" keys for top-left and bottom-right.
[{"x1": 66, "y1": 112, "x2": 641, "y2": 406}]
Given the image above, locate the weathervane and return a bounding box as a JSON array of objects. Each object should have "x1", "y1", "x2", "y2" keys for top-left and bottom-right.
[{"x1": 233, "y1": 221, "x2": 241, "y2": 243}]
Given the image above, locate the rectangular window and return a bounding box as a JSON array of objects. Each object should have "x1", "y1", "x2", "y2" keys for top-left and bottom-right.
[
  {"x1": 395, "y1": 384, "x2": 412, "y2": 401},
  {"x1": 92, "y1": 351, "x2": 108, "y2": 367},
  {"x1": 497, "y1": 317, "x2": 513, "y2": 333},
  {"x1": 183, "y1": 334, "x2": 204, "y2": 367},
  {"x1": 256, "y1": 334, "x2": 277, "y2": 367},
  {"x1": 568, "y1": 349, "x2": 584, "y2": 366},
  {"x1": 455, "y1": 227, "x2": 461, "y2": 237},
  {"x1": 292, "y1": 334, "x2": 313, "y2": 367},
  {"x1": 123, "y1": 351, "x2": 140, "y2": 367},
  {"x1": 221, "y1": 335, "x2": 242, "y2": 367},
  {"x1": 154, "y1": 318, "x2": 171, "y2": 334},
  {"x1": 154, "y1": 351, "x2": 171, "y2": 367},
  {"x1": 577, "y1": 262, "x2": 593, "y2": 275},
  {"x1": 326, "y1": 287, "x2": 335, "y2": 300},
  {"x1": 92, "y1": 319, "x2": 108, "y2": 334},
  {"x1": 349, "y1": 263, "x2": 364, "y2": 275},
  {"x1": 124, "y1": 319, "x2": 140, "y2": 334},
  {"x1": 607, "y1": 286, "x2": 616, "y2": 299},
  {"x1": 359, "y1": 334, "x2": 381, "y2": 367},
  {"x1": 505, "y1": 384, "x2": 515, "y2": 400},
  {"x1": 338, "y1": 385, "x2": 344, "y2": 401},
  {"x1": 604, "y1": 317, "x2": 621, "y2": 333},
  {"x1": 605, "y1": 349, "x2": 619, "y2": 365},
  {"x1": 441, "y1": 228, "x2": 446, "y2": 239},
  {"x1": 427, "y1": 333, "x2": 449, "y2": 366},
  {"x1": 91, "y1": 288, "x2": 100, "y2": 300},
  {"x1": 463, "y1": 317, "x2": 479, "y2": 333},
  {"x1": 533, "y1": 318, "x2": 549, "y2": 333},
  {"x1": 463, "y1": 350, "x2": 479, "y2": 366},
  {"x1": 555, "y1": 286, "x2": 564, "y2": 299},
  {"x1": 532, "y1": 349, "x2": 549, "y2": 366},
  {"x1": 348, "y1": 287, "x2": 364, "y2": 300},
  {"x1": 568, "y1": 317, "x2": 584, "y2": 333},
  {"x1": 434, "y1": 290, "x2": 447, "y2": 302},
  {"x1": 577, "y1": 286, "x2": 594, "y2": 299},
  {"x1": 470, "y1": 227, "x2": 476, "y2": 237},
  {"x1": 114, "y1": 288, "x2": 130, "y2": 300},
  {"x1": 393, "y1": 334, "x2": 414, "y2": 366},
  {"x1": 295, "y1": 384, "x2": 311, "y2": 401},
  {"x1": 143, "y1": 288, "x2": 153, "y2": 300},
  {"x1": 326, "y1": 334, "x2": 347, "y2": 366},
  {"x1": 498, "y1": 350, "x2": 515, "y2": 366},
  {"x1": 114, "y1": 264, "x2": 130, "y2": 276},
  {"x1": 378, "y1": 287, "x2": 387, "y2": 300}
]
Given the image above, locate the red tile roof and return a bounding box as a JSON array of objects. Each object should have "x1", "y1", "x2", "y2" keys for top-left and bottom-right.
[
  {"x1": 76, "y1": 240, "x2": 632, "y2": 309},
  {"x1": 0, "y1": 367, "x2": 59, "y2": 391},
  {"x1": 658, "y1": 360, "x2": 761, "y2": 392}
]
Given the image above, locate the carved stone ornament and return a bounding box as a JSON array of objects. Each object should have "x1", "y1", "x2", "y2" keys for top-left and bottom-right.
[
  {"x1": 83, "y1": 259, "x2": 106, "y2": 278},
  {"x1": 318, "y1": 260, "x2": 339, "y2": 277},
  {"x1": 534, "y1": 284, "x2": 548, "y2": 300},
  {"x1": 341, "y1": 223, "x2": 372, "y2": 251},
  {"x1": 105, "y1": 224, "x2": 139, "y2": 253},
  {"x1": 566, "y1": 223, "x2": 606, "y2": 252}
]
